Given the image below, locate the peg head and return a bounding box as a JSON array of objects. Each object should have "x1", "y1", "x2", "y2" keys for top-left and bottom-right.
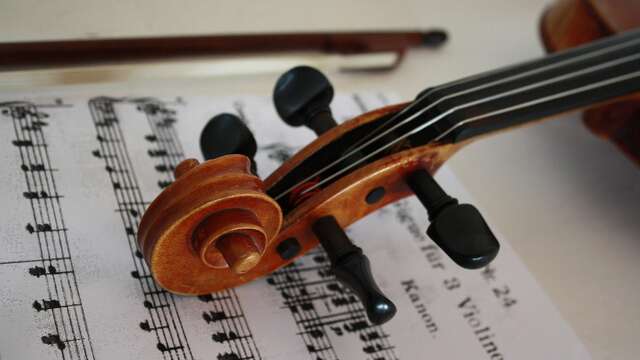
[
  {"x1": 200, "y1": 113, "x2": 257, "y2": 172},
  {"x1": 273, "y1": 66, "x2": 336, "y2": 134},
  {"x1": 427, "y1": 204, "x2": 499, "y2": 269},
  {"x1": 407, "y1": 169, "x2": 500, "y2": 269}
]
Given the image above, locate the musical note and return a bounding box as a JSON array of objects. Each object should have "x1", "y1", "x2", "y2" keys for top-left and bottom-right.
[
  {"x1": 130, "y1": 270, "x2": 151, "y2": 279},
  {"x1": 143, "y1": 300, "x2": 167, "y2": 309},
  {"x1": 326, "y1": 283, "x2": 344, "y2": 294},
  {"x1": 28, "y1": 265, "x2": 58, "y2": 277},
  {"x1": 147, "y1": 149, "x2": 167, "y2": 157},
  {"x1": 139, "y1": 320, "x2": 151, "y2": 332},
  {"x1": 332, "y1": 296, "x2": 357, "y2": 307},
  {"x1": 330, "y1": 326, "x2": 343, "y2": 336},
  {"x1": 23, "y1": 192, "x2": 39, "y2": 200},
  {"x1": 344, "y1": 320, "x2": 368, "y2": 332},
  {"x1": 28, "y1": 266, "x2": 46, "y2": 277},
  {"x1": 360, "y1": 331, "x2": 382, "y2": 341},
  {"x1": 41, "y1": 333, "x2": 65, "y2": 350},
  {"x1": 37, "y1": 223, "x2": 53, "y2": 232},
  {"x1": 212, "y1": 331, "x2": 239, "y2": 343},
  {"x1": 12, "y1": 140, "x2": 33, "y2": 147},
  {"x1": 33, "y1": 299, "x2": 61, "y2": 312},
  {"x1": 21, "y1": 163, "x2": 46, "y2": 172},
  {"x1": 25, "y1": 222, "x2": 54, "y2": 233},
  {"x1": 157, "y1": 342, "x2": 183, "y2": 352},
  {"x1": 363, "y1": 343, "x2": 386, "y2": 354},
  {"x1": 202, "y1": 310, "x2": 227, "y2": 323},
  {"x1": 217, "y1": 352, "x2": 241, "y2": 360},
  {"x1": 155, "y1": 164, "x2": 170, "y2": 172}
]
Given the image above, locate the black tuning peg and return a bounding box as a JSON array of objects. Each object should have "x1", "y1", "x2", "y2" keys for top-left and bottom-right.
[
  {"x1": 406, "y1": 169, "x2": 499, "y2": 269},
  {"x1": 273, "y1": 66, "x2": 338, "y2": 136},
  {"x1": 312, "y1": 216, "x2": 397, "y2": 325},
  {"x1": 200, "y1": 113, "x2": 258, "y2": 173}
]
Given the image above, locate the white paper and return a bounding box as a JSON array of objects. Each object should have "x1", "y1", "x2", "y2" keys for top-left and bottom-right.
[{"x1": 0, "y1": 90, "x2": 590, "y2": 360}]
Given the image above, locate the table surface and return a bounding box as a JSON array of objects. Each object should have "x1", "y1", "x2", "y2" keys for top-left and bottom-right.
[{"x1": 2, "y1": 1, "x2": 640, "y2": 359}]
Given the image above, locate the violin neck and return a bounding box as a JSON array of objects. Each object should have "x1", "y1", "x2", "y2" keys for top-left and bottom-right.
[{"x1": 416, "y1": 28, "x2": 640, "y2": 143}]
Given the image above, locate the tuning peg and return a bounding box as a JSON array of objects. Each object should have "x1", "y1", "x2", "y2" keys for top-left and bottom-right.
[
  {"x1": 406, "y1": 169, "x2": 500, "y2": 269},
  {"x1": 273, "y1": 66, "x2": 338, "y2": 135},
  {"x1": 200, "y1": 113, "x2": 258, "y2": 173},
  {"x1": 312, "y1": 216, "x2": 397, "y2": 325}
]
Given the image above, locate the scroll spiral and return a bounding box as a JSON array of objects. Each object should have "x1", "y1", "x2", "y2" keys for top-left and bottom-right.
[{"x1": 137, "y1": 154, "x2": 282, "y2": 294}]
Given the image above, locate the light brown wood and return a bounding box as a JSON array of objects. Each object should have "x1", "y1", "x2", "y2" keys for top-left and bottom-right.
[
  {"x1": 138, "y1": 0, "x2": 640, "y2": 295},
  {"x1": 540, "y1": 0, "x2": 609, "y2": 51},
  {"x1": 137, "y1": 103, "x2": 461, "y2": 293},
  {"x1": 137, "y1": 155, "x2": 282, "y2": 294},
  {"x1": 264, "y1": 103, "x2": 407, "y2": 187}
]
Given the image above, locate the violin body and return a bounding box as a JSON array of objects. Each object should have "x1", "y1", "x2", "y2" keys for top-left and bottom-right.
[
  {"x1": 542, "y1": 0, "x2": 640, "y2": 164},
  {"x1": 137, "y1": 0, "x2": 640, "y2": 324}
]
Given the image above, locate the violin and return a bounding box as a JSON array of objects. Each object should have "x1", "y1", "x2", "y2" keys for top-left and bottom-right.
[{"x1": 137, "y1": 0, "x2": 640, "y2": 326}]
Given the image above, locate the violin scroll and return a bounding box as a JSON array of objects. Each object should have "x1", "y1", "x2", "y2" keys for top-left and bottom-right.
[
  {"x1": 137, "y1": 154, "x2": 282, "y2": 294},
  {"x1": 138, "y1": 66, "x2": 502, "y2": 324}
]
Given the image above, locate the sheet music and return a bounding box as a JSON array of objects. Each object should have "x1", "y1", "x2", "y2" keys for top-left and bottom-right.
[{"x1": 0, "y1": 89, "x2": 591, "y2": 360}]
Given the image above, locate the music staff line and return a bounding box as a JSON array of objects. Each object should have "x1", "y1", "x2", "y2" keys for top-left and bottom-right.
[
  {"x1": 140, "y1": 100, "x2": 262, "y2": 360},
  {"x1": 4, "y1": 101, "x2": 95, "y2": 360},
  {"x1": 262, "y1": 93, "x2": 398, "y2": 360},
  {"x1": 89, "y1": 97, "x2": 193, "y2": 360}
]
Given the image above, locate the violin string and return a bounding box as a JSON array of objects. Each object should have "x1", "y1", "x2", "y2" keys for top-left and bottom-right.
[
  {"x1": 342, "y1": 28, "x2": 640, "y2": 155},
  {"x1": 292, "y1": 69, "x2": 640, "y2": 201},
  {"x1": 434, "y1": 69, "x2": 640, "y2": 141},
  {"x1": 272, "y1": 30, "x2": 640, "y2": 201},
  {"x1": 273, "y1": 31, "x2": 640, "y2": 200}
]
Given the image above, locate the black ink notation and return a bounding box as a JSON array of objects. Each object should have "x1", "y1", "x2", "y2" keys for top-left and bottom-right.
[{"x1": 41, "y1": 333, "x2": 65, "y2": 351}]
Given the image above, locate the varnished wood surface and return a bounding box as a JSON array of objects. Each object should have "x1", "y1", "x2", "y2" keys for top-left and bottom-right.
[
  {"x1": 138, "y1": 155, "x2": 283, "y2": 294},
  {"x1": 264, "y1": 103, "x2": 406, "y2": 187},
  {"x1": 584, "y1": 95, "x2": 640, "y2": 166},
  {"x1": 139, "y1": 102, "x2": 463, "y2": 292},
  {"x1": 140, "y1": 0, "x2": 640, "y2": 291},
  {"x1": 541, "y1": 0, "x2": 640, "y2": 164},
  {"x1": 0, "y1": 31, "x2": 432, "y2": 70}
]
